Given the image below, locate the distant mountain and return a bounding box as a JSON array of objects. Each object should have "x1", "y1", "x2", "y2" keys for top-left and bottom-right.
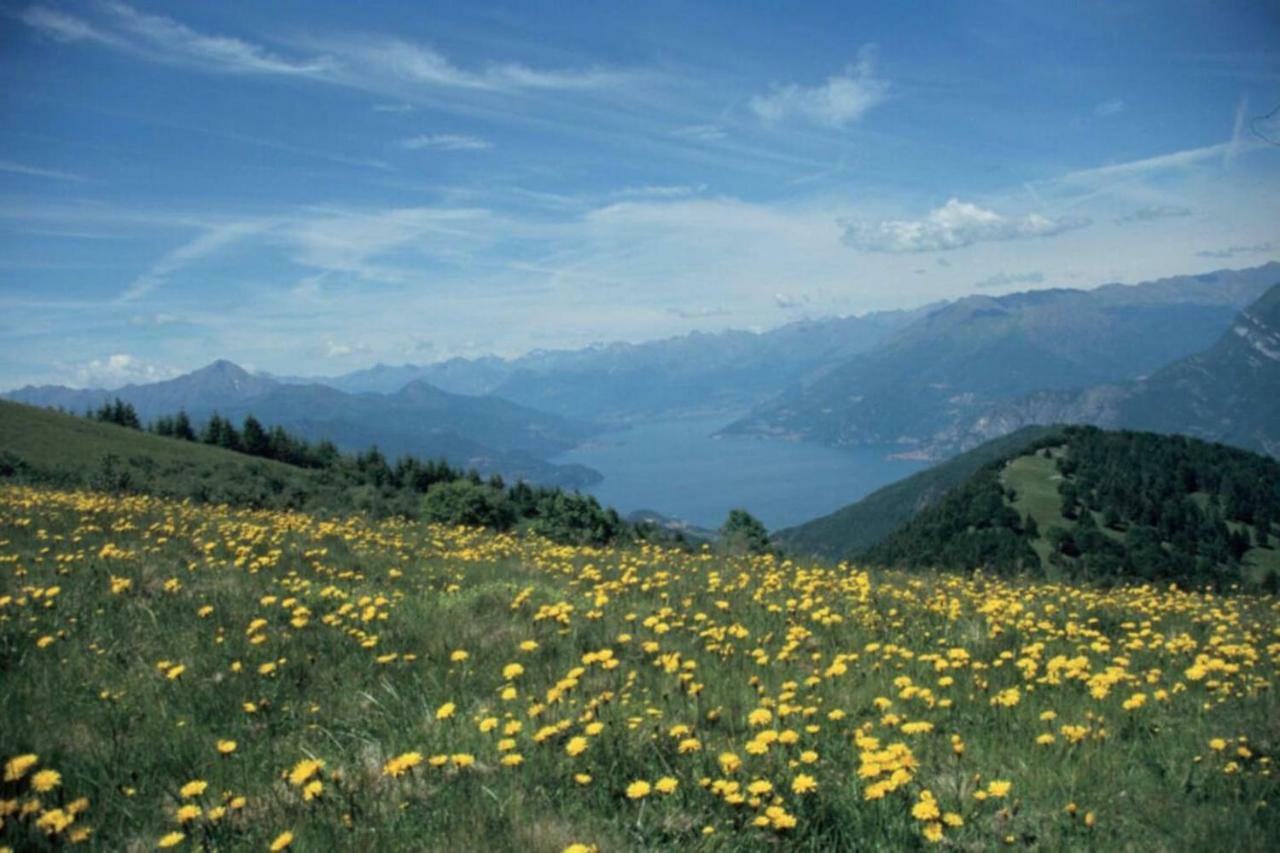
[
  {"x1": 280, "y1": 307, "x2": 934, "y2": 422},
  {"x1": 725, "y1": 263, "x2": 1279, "y2": 454},
  {"x1": 952, "y1": 283, "x2": 1280, "y2": 458},
  {"x1": 774, "y1": 426, "x2": 1064, "y2": 561},
  {"x1": 8, "y1": 359, "x2": 276, "y2": 419},
  {"x1": 864, "y1": 426, "x2": 1280, "y2": 589},
  {"x1": 4, "y1": 361, "x2": 601, "y2": 487}
]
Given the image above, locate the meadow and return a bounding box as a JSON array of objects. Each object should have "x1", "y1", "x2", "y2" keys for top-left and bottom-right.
[{"x1": 1, "y1": 484, "x2": 1277, "y2": 851}]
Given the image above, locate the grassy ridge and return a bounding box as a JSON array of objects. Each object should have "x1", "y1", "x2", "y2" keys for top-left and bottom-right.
[
  {"x1": 774, "y1": 426, "x2": 1064, "y2": 560},
  {"x1": 2, "y1": 483, "x2": 1278, "y2": 850}
]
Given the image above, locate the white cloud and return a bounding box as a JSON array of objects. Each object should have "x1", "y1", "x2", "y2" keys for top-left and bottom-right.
[
  {"x1": 372, "y1": 102, "x2": 415, "y2": 113},
  {"x1": 0, "y1": 159, "x2": 86, "y2": 182},
  {"x1": 841, "y1": 198, "x2": 1090, "y2": 253},
  {"x1": 71, "y1": 354, "x2": 178, "y2": 388},
  {"x1": 399, "y1": 134, "x2": 492, "y2": 151},
  {"x1": 322, "y1": 340, "x2": 371, "y2": 358},
  {"x1": 749, "y1": 47, "x2": 888, "y2": 128}
]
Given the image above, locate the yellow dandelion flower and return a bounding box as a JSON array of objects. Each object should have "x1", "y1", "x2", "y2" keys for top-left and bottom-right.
[
  {"x1": 4, "y1": 754, "x2": 38, "y2": 782},
  {"x1": 179, "y1": 780, "x2": 207, "y2": 799},
  {"x1": 626, "y1": 780, "x2": 651, "y2": 799},
  {"x1": 269, "y1": 830, "x2": 294, "y2": 851},
  {"x1": 792, "y1": 774, "x2": 818, "y2": 795},
  {"x1": 31, "y1": 769, "x2": 61, "y2": 793}
]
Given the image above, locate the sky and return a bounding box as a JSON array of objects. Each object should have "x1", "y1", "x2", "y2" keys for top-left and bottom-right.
[{"x1": 1, "y1": 0, "x2": 1279, "y2": 389}]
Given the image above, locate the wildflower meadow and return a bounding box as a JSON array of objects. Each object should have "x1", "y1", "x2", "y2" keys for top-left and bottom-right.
[{"x1": 2, "y1": 484, "x2": 1277, "y2": 850}]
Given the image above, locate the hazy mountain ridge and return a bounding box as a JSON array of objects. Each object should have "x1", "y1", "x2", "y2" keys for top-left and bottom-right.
[
  {"x1": 724, "y1": 263, "x2": 1280, "y2": 454},
  {"x1": 278, "y1": 306, "x2": 935, "y2": 421}
]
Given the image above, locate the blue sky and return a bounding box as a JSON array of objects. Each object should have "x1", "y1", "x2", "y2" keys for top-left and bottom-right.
[{"x1": 1, "y1": 0, "x2": 1278, "y2": 388}]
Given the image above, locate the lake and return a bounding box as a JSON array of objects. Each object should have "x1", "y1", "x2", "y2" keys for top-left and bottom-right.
[{"x1": 553, "y1": 414, "x2": 930, "y2": 531}]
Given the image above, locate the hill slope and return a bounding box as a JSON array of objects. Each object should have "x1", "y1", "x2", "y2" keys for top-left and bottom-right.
[
  {"x1": 0, "y1": 399, "x2": 360, "y2": 512},
  {"x1": 726, "y1": 263, "x2": 1278, "y2": 454},
  {"x1": 774, "y1": 426, "x2": 1064, "y2": 560},
  {"x1": 865, "y1": 426, "x2": 1280, "y2": 588},
  {"x1": 957, "y1": 283, "x2": 1280, "y2": 458}
]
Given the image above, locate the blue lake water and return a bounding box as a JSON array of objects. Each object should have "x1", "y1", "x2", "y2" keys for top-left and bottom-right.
[{"x1": 553, "y1": 414, "x2": 930, "y2": 531}]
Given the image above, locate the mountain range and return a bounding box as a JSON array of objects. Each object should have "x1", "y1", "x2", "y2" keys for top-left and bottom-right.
[
  {"x1": 723, "y1": 263, "x2": 1279, "y2": 457},
  {"x1": 956, "y1": 283, "x2": 1280, "y2": 458},
  {"x1": 273, "y1": 306, "x2": 933, "y2": 422}
]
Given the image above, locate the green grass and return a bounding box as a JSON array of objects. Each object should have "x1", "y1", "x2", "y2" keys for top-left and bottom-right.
[{"x1": 1002, "y1": 449, "x2": 1065, "y2": 567}]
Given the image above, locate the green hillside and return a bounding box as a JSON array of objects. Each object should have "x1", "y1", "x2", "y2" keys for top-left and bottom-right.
[
  {"x1": 0, "y1": 401, "x2": 640, "y2": 545},
  {"x1": 865, "y1": 426, "x2": 1280, "y2": 589},
  {"x1": 774, "y1": 426, "x2": 1064, "y2": 560},
  {"x1": 0, "y1": 399, "x2": 411, "y2": 515}
]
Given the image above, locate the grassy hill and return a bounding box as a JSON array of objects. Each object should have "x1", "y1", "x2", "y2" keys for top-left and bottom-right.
[
  {"x1": 865, "y1": 426, "x2": 1280, "y2": 588},
  {"x1": 2, "y1": 482, "x2": 1277, "y2": 850},
  {"x1": 774, "y1": 426, "x2": 1064, "y2": 560},
  {"x1": 0, "y1": 399, "x2": 359, "y2": 510}
]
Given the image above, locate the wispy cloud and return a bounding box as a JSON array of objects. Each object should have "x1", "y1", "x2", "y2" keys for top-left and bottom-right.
[
  {"x1": 121, "y1": 221, "x2": 265, "y2": 301},
  {"x1": 1115, "y1": 204, "x2": 1192, "y2": 223},
  {"x1": 670, "y1": 124, "x2": 725, "y2": 143},
  {"x1": 0, "y1": 159, "x2": 87, "y2": 182},
  {"x1": 21, "y1": 2, "x2": 326, "y2": 75},
  {"x1": 973, "y1": 270, "x2": 1045, "y2": 290},
  {"x1": 18, "y1": 2, "x2": 638, "y2": 97},
  {"x1": 1195, "y1": 241, "x2": 1274, "y2": 259},
  {"x1": 1094, "y1": 98, "x2": 1126, "y2": 117},
  {"x1": 842, "y1": 199, "x2": 1089, "y2": 253},
  {"x1": 613, "y1": 184, "x2": 706, "y2": 200},
  {"x1": 1059, "y1": 140, "x2": 1238, "y2": 184},
  {"x1": 399, "y1": 134, "x2": 493, "y2": 151},
  {"x1": 749, "y1": 46, "x2": 888, "y2": 128},
  {"x1": 1226, "y1": 96, "x2": 1248, "y2": 166}
]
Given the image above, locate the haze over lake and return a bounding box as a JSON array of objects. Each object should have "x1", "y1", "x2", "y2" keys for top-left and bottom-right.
[{"x1": 554, "y1": 414, "x2": 928, "y2": 530}]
